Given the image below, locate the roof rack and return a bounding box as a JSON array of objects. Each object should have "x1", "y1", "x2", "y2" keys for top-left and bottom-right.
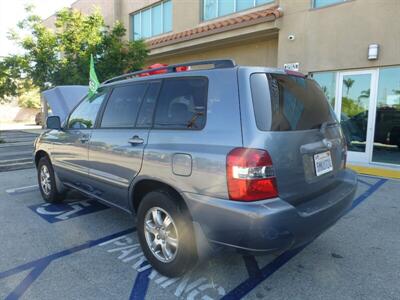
[{"x1": 102, "y1": 59, "x2": 236, "y2": 85}]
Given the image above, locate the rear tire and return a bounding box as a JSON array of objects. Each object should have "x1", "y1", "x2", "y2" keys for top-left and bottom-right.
[
  {"x1": 137, "y1": 190, "x2": 197, "y2": 277},
  {"x1": 37, "y1": 157, "x2": 66, "y2": 203}
]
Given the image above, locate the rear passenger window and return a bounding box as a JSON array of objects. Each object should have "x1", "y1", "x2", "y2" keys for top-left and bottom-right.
[
  {"x1": 154, "y1": 78, "x2": 208, "y2": 129},
  {"x1": 101, "y1": 84, "x2": 147, "y2": 128},
  {"x1": 136, "y1": 81, "x2": 161, "y2": 128}
]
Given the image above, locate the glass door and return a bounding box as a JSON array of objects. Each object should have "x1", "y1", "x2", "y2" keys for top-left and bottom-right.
[
  {"x1": 336, "y1": 70, "x2": 378, "y2": 163},
  {"x1": 372, "y1": 67, "x2": 400, "y2": 166}
]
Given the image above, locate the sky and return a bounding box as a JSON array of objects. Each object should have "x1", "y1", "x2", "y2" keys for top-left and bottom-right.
[{"x1": 0, "y1": 0, "x2": 75, "y2": 57}]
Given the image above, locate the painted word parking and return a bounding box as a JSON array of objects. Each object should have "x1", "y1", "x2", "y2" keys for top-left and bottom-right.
[
  {"x1": 100, "y1": 236, "x2": 226, "y2": 300},
  {"x1": 1, "y1": 172, "x2": 399, "y2": 300}
]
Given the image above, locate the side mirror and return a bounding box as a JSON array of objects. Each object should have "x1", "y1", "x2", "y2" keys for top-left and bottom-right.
[{"x1": 46, "y1": 116, "x2": 61, "y2": 130}]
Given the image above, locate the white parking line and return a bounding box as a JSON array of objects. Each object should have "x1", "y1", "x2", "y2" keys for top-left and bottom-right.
[
  {"x1": 0, "y1": 157, "x2": 33, "y2": 164},
  {"x1": 0, "y1": 141, "x2": 33, "y2": 148},
  {"x1": 6, "y1": 185, "x2": 39, "y2": 195}
]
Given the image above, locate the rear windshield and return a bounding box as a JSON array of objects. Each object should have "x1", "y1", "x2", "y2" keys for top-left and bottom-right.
[{"x1": 250, "y1": 73, "x2": 336, "y2": 131}]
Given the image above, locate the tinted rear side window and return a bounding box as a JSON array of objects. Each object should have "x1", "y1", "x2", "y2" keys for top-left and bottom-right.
[
  {"x1": 101, "y1": 84, "x2": 147, "y2": 128},
  {"x1": 154, "y1": 77, "x2": 208, "y2": 130},
  {"x1": 251, "y1": 73, "x2": 336, "y2": 131},
  {"x1": 136, "y1": 81, "x2": 161, "y2": 128}
]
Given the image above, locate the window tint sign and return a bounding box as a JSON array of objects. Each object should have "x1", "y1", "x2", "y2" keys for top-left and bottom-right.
[{"x1": 29, "y1": 200, "x2": 109, "y2": 223}]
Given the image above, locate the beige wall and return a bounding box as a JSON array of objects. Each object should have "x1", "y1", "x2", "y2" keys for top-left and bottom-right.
[
  {"x1": 71, "y1": 0, "x2": 119, "y2": 26},
  {"x1": 277, "y1": 0, "x2": 400, "y2": 73},
  {"x1": 42, "y1": 15, "x2": 58, "y2": 30},
  {"x1": 41, "y1": 0, "x2": 400, "y2": 74},
  {"x1": 42, "y1": 0, "x2": 120, "y2": 29},
  {"x1": 0, "y1": 102, "x2": 39, "y2": 124},
  {"x1": 146, "y1": 37, "x2": 278, "y2": 67}
]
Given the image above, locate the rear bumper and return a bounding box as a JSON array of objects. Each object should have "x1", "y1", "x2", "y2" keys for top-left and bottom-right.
[{"x1": 183, "y1": 169, "x2": 357, "y2": 252}]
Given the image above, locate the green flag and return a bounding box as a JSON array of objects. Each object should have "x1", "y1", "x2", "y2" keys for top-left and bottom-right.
[{"x1": 88, "y1": 54, "x2": 100, "y2": 97}]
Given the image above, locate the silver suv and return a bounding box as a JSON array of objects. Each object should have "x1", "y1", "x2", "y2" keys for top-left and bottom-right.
[{"x1": 34, "y1": 60, "x2": 357, "y2": 277}]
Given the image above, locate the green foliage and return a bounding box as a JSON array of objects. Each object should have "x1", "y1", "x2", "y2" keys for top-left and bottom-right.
[
  {"x1": 343, "y1": 78, "x2": 355, "y2": 96},
  {"x1": 320, "y1": 85, "x2": 335, "y2": 107},
  {"x1": 341, "y1": 96, "x2": 364, "y2": 117},
  {"x1": 0, "y1": 56, "x2": 28, "y2": 103},
  {"x1": 0, "y1": 5, "x2": 148, "y2": 102},
  {"x1": 18, "y1": 81, "x2": 41, "y2": 108}
]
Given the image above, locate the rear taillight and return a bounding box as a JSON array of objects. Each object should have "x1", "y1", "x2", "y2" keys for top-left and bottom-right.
[{"x1": 226, "y1": 148, "x2": 278, "y2": 201}]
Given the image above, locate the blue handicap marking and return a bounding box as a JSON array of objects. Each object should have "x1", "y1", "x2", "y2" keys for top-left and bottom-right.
[{"x1": 29, "y1": 200, "x2": 110, "y2": 223}]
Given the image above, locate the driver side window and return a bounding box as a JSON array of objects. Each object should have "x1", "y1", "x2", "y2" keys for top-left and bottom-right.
[{"x1": 68, "y1": 90, "x2": 108, "y2": 129}]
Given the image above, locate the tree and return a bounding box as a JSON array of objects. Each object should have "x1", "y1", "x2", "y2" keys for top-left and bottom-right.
[
  {"x1": 343, "y1": 78, "x2": 355, "y2": 97},
  {"x1": 341, "y1": 97, "x2": 364, "y2": 117},
  {"x1": 358, "y1": 88, "x2": 370, "y2": 107},
  {"x1": 0, "y1": 56, "x2": 28, "y2": 103},
  {"x1": 0, "y1": 5, "x2": 148, "y2": 101},
  {"x1": 321, "y1": 85, "x2": 329, "y2": 98}
]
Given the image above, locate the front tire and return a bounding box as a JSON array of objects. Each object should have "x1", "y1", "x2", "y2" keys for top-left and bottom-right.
[
  {"x1": 137, "y1": 191, "x2": 197, "y2": 277},
  {"x1": 37, "y1": 157, "x2": 66, "y2": 203}
]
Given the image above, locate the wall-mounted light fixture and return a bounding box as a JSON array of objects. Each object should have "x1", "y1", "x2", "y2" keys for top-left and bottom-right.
[{"x1": 368, "y1": 44, "x2": 379, "y2": 60}]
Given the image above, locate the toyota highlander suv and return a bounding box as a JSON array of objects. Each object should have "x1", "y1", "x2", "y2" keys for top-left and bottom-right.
[{"x1": 34, "y1": 59, "x2": 357, "y2": 277}]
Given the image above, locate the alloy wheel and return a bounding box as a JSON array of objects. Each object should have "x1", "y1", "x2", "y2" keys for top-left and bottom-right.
[
  {"x1": 144, "y1": 207, "x2": 179, "y2": 263},
  {"x1": 40, "y1": 165, "x2": 52, "y2": 196}
]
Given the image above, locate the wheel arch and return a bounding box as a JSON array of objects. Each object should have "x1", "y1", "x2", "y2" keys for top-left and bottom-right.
[
  {"x1": 130, "y1": 179, "x2": 192, "y2": 220},
  {"x1": 35, "y1": 150, "x2": 50, "y2": 167}
]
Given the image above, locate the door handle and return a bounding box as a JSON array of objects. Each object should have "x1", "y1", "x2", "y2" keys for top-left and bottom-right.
[{"x1": 128, "y1": 135, "x2": 144, "y2": 145}]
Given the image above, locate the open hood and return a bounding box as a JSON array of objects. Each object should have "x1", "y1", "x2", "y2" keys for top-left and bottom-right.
[{"x1": 41, "y1": 86, "x2": 88, "y2": 123}]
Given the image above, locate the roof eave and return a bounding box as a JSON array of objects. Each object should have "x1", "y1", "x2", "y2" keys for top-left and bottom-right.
[{"x1": 146, "y1": 5, "x2": 283, "y2": 50}]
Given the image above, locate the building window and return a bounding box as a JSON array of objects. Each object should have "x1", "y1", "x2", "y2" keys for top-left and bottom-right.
[
  {"x1": 312, "y1": 0, "x2": 346, "y2": 9},
  {"x1": 372, "y1": 66, "x2": 400, "y2": 165},
  {"x1": 132, "y1": 0, "x2": 172, "y2": 40},
  {"x1": 203, "y1": 0, "x2": 274, "y2": 21}
]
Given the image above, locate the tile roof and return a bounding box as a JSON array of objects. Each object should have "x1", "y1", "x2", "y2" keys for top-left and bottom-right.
[{"x1": 147, "y1": 5, "x2": 282, "y2": 49}]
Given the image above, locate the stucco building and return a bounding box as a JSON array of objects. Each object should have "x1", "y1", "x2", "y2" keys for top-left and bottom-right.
[{"x1": 43, "y1": 0, "x2": 400, "y2": 176}]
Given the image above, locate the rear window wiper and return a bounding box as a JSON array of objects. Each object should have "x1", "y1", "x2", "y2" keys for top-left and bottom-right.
[{"x1": 314, "y1": 121, "x2": 338, "y2": 134}]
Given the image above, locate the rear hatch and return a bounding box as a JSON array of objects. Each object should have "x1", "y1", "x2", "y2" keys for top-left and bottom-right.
[{"x1": 248, "y1": 72, "x2": 347, "y2": 206}]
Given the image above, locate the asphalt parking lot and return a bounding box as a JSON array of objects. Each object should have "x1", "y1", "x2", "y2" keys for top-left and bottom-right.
[
  {"x1": 0, "y1": 130, "x2": 39, "y2": 171},
  {"x1": 0, "y1": 167, "x2": 399, "y2": 300}
]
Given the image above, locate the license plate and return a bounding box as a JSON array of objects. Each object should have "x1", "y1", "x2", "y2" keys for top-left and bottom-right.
[{"x1": 314, "y1": 151, "x2": 333, "y2": 176}]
